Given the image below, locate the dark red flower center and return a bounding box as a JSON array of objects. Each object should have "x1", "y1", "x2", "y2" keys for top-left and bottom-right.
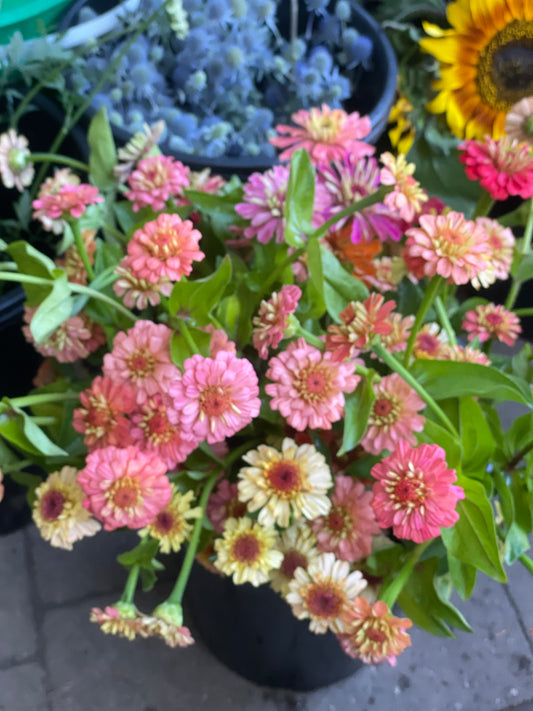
[
  {"x1": 268, "y1": 461, "x2": 301, "y2": 494},
  {"x1": 40, "y1": 490, "x2": 66, "y2": 521},
  {"x1": 232, "y1": 533, "x2": 261, "y2": 564},
  {"x1": 306, "y1": 583, "x2": 344, "y2": 619},
  {"x1": 280, "y1": 551, "x2": 308, "y2": 580},
  {"x1": 154, "y1": 510, "x2": 176, "y2": 535},
  {"x1": 201, "y1": 386, "x2": 231, "y2": 417}
]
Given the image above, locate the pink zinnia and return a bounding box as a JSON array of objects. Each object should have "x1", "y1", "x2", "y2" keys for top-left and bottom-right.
[
  {"x1": 72, "y1": 376, "x2": 136, "y2": 451},
  {"x1": 253, "y1": 285, "x2": 302, "y2": 359},
  {"x1": 206, "y1": 480, "x2": 247, "y2": 534},
  {"x1": 405, "y1": 212, "x2": 489, "y2": 285},
  {"x1": 317, "y1": 155, "x2": 402, "y2": 243},
  {"x1": 113, "y1": 257, "x2": 173, "y2": 309},
  {"x1": 474, "y1": 217, "x2": 515, "y2": 283},
  {"x1": 441, "y1": 344, "x2": 491, "y2": 365},
  {"x1": 23, "y1": 308, "x2": 105, "y2": 363},
  {"x1": 309, "y1": 476, "x2": 380, "y2": 562},
  {"x1": 130, "y1": 393, "x2": 199, "y2": 469},
  {"x1": 459, "y1": 136, "x2": 533, "y2": 201},
  {"x1": 270, "y1": 104, "x2": 372, "y2": 165},
  {"x1": 265, "y1": 338, "x2": 359, "y2": 431},
  {"x1": 462, "y1": 304, "x2": 521, "y2": 347},
  {"x1": 103, "y1": 321, "x2": 180, "y2": 405},
  {"x1": 360, "y1": 373, "x2": 425, "y2": 455},
  {"x1": 326, "y1": 294, "x2": 396, "y2": 361},
  {"x1": 32, "y1": 183, "x2": 103, "y2": 219},
  {"x1": 168, "y1": 351, "x2": 260, "y2": 444},
  {"x1": 127, "y1": 213, "x2": 204, "y2": 283},
  {"x1": 370, "y1": 441, "x2": 464, "y2": 543},
  {"x1": 204, "y1": 325, "x2": 236, "y2": 358},
  {"x1": 78, "y1": 445, "x2": 172, "y2": 531},
  {"x1": 379, "y1": 152, "x2": 427, "y2": 223},
  {"x1": 33, "y1": 169, "x2": 80, "y2": 233},
  {"x1": 124, "y1": 154, "x2": 190, "y2": 212}
]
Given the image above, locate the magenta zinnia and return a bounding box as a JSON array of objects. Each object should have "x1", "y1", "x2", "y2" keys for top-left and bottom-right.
[
  {"x1": 370, "y1": 441, "x2": 464, "y2": 543},
  {"x1": 77, "y1": 445, "x2": 172, "y2": 531},
  {"x1": 265, "y1": 338, "x2": 359, "y2": 431}
]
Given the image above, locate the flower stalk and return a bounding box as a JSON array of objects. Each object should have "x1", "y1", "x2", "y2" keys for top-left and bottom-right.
[
  {"x1": 403, "y1": 274, "x2": 444, "y2": 366},
  {"x1": 379, "y1": 539, "x2": 433, "y2": 609},
  {"x1": 505, "y1": 197, "x2": 533, "y2": 311}
]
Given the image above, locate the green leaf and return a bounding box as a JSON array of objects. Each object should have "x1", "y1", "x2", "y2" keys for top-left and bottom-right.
[
  {"x1": 459, "y1": 397, "x2": 494, "y2": 474},
  {"x1": 0, "y1": 400, "x2": 67, "y2": 458},
  {"x1": 117, "y1": 538, "x2": 160, "y2": 569},
  {"x1": 338, "y1": 372, "x2": 376, "y2": 456},
  {"x1": 411, "y1": 360, "x2": 533, "y2": 407},
  {"x1": 501, "y1": 412, "x2": 533, "y2": 461},
  {"x1": 168, "y1": 256, "x2": 232, "y2": 326},
  {"x1": 30, "y1": 273, "x2": 74, "y2": 343},
  {"x1": 170, "y1": 327, "x2": 211, "y2": 366},
  {"x1": 513, "y1": 253, "x2": 533, "y2": 282},
  {"x1": 440, "y1": 477, "x2": 506, "y2": 582},
  {"x1": 418, "y1": 417, "x2": 462, "y2": 470},
  {"x1": 6, "y1": 241, "x2": 55, "y2": 306},
  {"x1": 283, "y1": 149, "x2": 315, "y2": 247},
  {"x1": 87, "y1": 107, "x2": 117, "y2": 189},
  {"x1": 304, "y1": 237, "x2": 326, "y2": 319},
  {"x1": 447, "y1": 553, "x2": 477, "y2": 600},
  {"x1": 320, "y1": 245, "x2": 368, "y2": 320}
]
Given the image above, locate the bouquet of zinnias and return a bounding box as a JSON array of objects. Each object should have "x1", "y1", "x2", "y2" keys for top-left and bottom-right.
[{"x1": 0, "y1": 103, "x2": 532, "y2": 665}]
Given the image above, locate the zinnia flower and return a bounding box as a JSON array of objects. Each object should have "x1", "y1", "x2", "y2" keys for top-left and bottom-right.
[
  {"x1": 90, "y1": 602, "x2": 143, "y2": 641},
  {"x1": 505, "y1": 96, "x2": 533, "y2": 147},
  {"x1": 252, "y1": 285, "x2": 301, "y2": 358},
  {"x1": 405, "y1": 212, "x2": 489, "y2": 285},
  {"x1": 33, "y1": 168, "x2": 80, "y2": 233},
  {"x1": 235, "y1": 165, "x2": 290, "y2": 244},
  {"x1": 55, "y1": 229, "x2": 96, "y2": 285},
  {"x1": 420, "y1": 0, "x2": 533, "y2": 139},
  {"x1": 462, "y1": 304, "x2": 521, "y2": 346},
  {"x1": 270, "y1": 104, "x2": 372, "y2": 165},
  {"x1": 77, "y1": 445, "x2": 172, "y2": 531},
  {"x1": 138, "y1": 487, "x2": 201, "y2": 553},
  {"x1": 207, "y1": 480, "x2": 247, "y2": 534},
  {"x1": 113, "y1": 257, "x2": 173, "y2": 309},
  {"x1": 265, "y1": 338, "x2": 359, "y2": 431},
  {"x1": 474, "y1": 217, "x2": 514, "y2": 284},
  {"x1": 126, "y1": 213, "x2": 204, "y2": 283},
  {"x1": 370, "y1": 441, "x2": 465, "y2": 543},
  {"x1": 413, "y1": 323, "x2": 448, "y2": 360},
  {"x1": 337, "y1": 598, "x2": 413, "y2": 665},
  {"x1": 73, "y1": 376, "x2": 136, "y2": 451},
  {"x1": 23, "y1": 308, "x2": 105, "y2": 363},
  {"x1": 214, "y1": 516, "x2": 283, "y2": 586},
  {"x1": 32, "y1": 183, "x2": 103, "y2": 219},
  {"x1": 459, "y1": 136, "x2": 533, "y2": 201},
  {"x1": 379, "y1": 152, "x2": 427, "y2": 223},
  {"x1": 270, "y1": 523, "x2": 320, "y2": 596},
  {"x1": 32, "y1": 467, "x2": 101, "y2": 550},
  {"x1": 0, "y1": 129, "x2": 34, "y2": 191},
  {"x1": 309, "y1": 476, "x2": 380, "y2": 562},
  {"x1": 113, "y1": 120, "x2": 166, "y2": 183},
  {"x1": 237, "y1": 437, "x2": 333, "y2": 527},
  {"x1": 103, "y1": 321, "x2": 180, "y2": 405},
  {"x1": 286, "y1": 552, "x2": 367, "y2": 634},
  {"x1": 141, "y1": 602, "x2": 195, "y2": 648},
  {"x1": 360, "y1": 373, "x2": 425, "y2": 455},
  {"x1": 441, "y1": 344, "x2": 491, "y2": 365},
  {"x1": 169, "y1": 350, "x2": 260, "y2": 444},
  {"x1": 124, "y1": 154, "x2": 190, "y2": 211}
]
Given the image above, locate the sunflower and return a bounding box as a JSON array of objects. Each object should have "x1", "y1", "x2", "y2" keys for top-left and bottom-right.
[{"x1": 420, "y1": 0, "x2": 533, "y2": 139}]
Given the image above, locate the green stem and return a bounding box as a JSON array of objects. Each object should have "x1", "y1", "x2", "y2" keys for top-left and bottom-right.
[
  {"x1": 31, "y1": 416, "x2": 57, "y2": 426},
  {"x1": 309, "y1": 186, "x2": 392, "y2": 241},
  {"x1": 471, "y1": 192, "x2": 494, "y2": 219},
  {"x1": 403, "y1": 275, "x2": 444, "y2": 367},
  {"x1": 167, "y1": 471, "x2": 220, "y2": 605},
  {"x1": 373, "y1": 341, "x2": 458, "y2": 437},
  {"x1": 379, "y1": 540, "x2": 432, "y2": 609},
  {"x1": 120, "y1": 564, "x2": 140, "y2": 604},
  {"x1": 11, "y1": 392, "x2": 80, "y2": 408},
  {"x1": 505, "y1": 198, "x2": 533, "y2": 311},
  {"x1": 258, "y1": 247, "x2": 305, "y2": 298},
  {"x1": 0, "y1": 459, "x2": 32, "y2": 474},
  {"x1": 514, "y1": 308, "x2": 533, "y2": 317},
  {"x1": 176, "y1": 317, "x2": 200, "y2": 356},
  {"x1": 29, "y1": 153, "x2": 89, "y2": 174},
  {"x1": 503, "y1": 440, "x2": 533, "y2": 472},
  {"x1": 70, "y1": 220, "x2": 95, "y2": 281},
  {"x1": 293, "y1": 323, "x2": 325, "y2": 350},
  {"x1": 434, "y1": 296, "x2": 457, "y2": 346}
]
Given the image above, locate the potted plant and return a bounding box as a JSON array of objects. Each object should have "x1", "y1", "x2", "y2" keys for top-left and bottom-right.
[{"x1": 0, "y1": 102, "x2": 531, "y2": 689}]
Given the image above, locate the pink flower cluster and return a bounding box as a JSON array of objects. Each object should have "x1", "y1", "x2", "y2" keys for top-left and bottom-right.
[{"x1": 124, "y1": 154, "x2": 190, "y2": 212}]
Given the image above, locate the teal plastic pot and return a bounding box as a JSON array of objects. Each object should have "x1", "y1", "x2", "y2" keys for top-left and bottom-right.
[{"x1": 0, "y1": 0, "x2": 75, "y2": 44}]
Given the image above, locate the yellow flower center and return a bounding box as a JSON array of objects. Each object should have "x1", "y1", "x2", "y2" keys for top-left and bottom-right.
[
  {"x1": 307, "y1": 114, "x2": 342, "y2": 142},
  {"x1": 371, "y1": 394, "x2": 400, "y2": 426}
]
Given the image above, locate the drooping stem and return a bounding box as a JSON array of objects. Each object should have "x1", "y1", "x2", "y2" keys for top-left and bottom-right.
[
  {"x1": 403, "y1": 274, "x2": 444, "y2": 366},
  {"x1": 379, "y1": 540, "x2": 433, "y2": 609},
  {"x1": 373, "y1": 342, "x2": 458, "y2": 437},
  {"x1": 120, "y1": 564, "x2": 140, "y2": 604},
  {"x1": 70, "y1": 220, "x2": 95, "y2": 281},
  {"x1": 29, "y1": 153, "x2": 89, "y2": 174},
  {"x1": 505, "y1": 198, "x2": 533, "y2": 311},
  {"x1": 434, "y1": 295, "x2": 457, "y2": 345},
  {"x1": 309, "y1": 186, "x2": 391, "y2": 241}
]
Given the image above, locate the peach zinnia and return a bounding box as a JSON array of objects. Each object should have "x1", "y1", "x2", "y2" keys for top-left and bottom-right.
[
  {"x1": 370, "y1": 441, "x2": 464, "y2": 543},
  {"x1": 265, "y1": 338, "x2": 359, "y2": 431},
  {"x1": 337, "y1": 598, "x2": 413, "y2": 665},
  {"x1": 270, "y1": 523, "x2": 320, "y2": 596},
  {"x1": 286, "y1": 552, "x2": 367, "y2": 634},
  {"x1": 127, "y1": 213, "x2": 204, "y2": 283},
  {"x1": 252, "y1": 284, "x2": 301, "y2": 359},
  {"x1": 32, "y1": 183, "x2": 103, "y2": 219},
  {"x1": 462, "y1": 304, "x2": 521, "y2": 347},
  {"x1": 124, "y1": 154, "x2": 190, "y2": 211},
  {"x1": 237, "y1": 437, "x2": 333, "y2": 527},
  {"x1": 360, "y1": 373, "x2": 425, "y2": 455},
  {"x1": 77, "y1": 445, "x2": 172, "y2": 531}
]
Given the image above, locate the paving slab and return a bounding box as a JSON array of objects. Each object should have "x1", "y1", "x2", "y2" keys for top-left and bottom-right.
[
  {"x1": 0, "y1": 662, "x2": 47, "y2": 711},
  {"x1": 0, "y1": 531, "x2": 37, "y2": 665}
]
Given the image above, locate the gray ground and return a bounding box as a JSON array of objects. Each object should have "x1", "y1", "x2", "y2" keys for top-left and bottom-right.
[{"x1": 0, "y1": 521, "x2": 532, "y2": 711}]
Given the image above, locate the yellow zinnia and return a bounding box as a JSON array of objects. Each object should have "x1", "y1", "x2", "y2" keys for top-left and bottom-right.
[{"x1": 420, "y1": 0, "x2": 533, "y2": 139}]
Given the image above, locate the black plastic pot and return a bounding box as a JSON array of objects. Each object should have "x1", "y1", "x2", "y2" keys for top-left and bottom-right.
[{"x1": 185, "y1": 561, "x2": 362, "y2": 691}]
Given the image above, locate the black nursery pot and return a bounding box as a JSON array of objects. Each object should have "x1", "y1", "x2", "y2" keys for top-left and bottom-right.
[{"x1": 185, "y1": 562, "x2": 362, "y2": 691}]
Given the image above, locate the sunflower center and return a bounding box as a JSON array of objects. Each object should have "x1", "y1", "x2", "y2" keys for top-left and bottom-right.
[
  {"x1": 40, "y1": 489, "x2": 66, "y2": 521},
  {"x1": 477, "y1": 20, "x2": 533, "y2": 110},
  {"x1": 231, "y1": 533, "x2": 261, "y2": 564},
  {"x1": 200, "y1": 386, "x2": 232, "y2": 418},
  {"x1": 267, "y1": 460, "x2": 301, "y2": 495},
  {"x1": 280, "y1": 550, "x2": 308, "y2": 579},
  {"x1": 108, "y1": 477, "x2": 141, "y2": 510},
  {"x1": 306, "y1": 582, "x2": 344, "y2": 619}
]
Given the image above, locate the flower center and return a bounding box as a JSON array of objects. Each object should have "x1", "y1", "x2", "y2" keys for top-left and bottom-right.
[
  {"x1": 86, "y1": 400, "x2": 116, "y2": 436},
  {"x1": 371, "y1": 395, "x2": 399, "y2": 425},
  {"x1": 296, "y1": 365, "x2": 332, "y2": 403},
  {"x1": 280, "y1": 550, "x2": 308, "y2": 579},
  {"x1": 267, "y1": 460, "x2": 301, "y2": 495},
  {"x1": 126, "y1": 349, "x2": 156, "y2": 379},
  {"x1": 305, "y1": 582, "x2": 345, "y2": 619},
  {"x1": 308, "y1": 115, "x2": 342, "y2": 142},
  {"x1": 149, "y1": 225, "x2": 181, "y2": 258},
  {"x1": 154, "y1": 510, "x2": 179, "y2": 535},
  {"x1": 200, "y1": 386, "x2": 231, "y2": 418},
  {"x1": 144, "y1": 411, "x2": 173, "y2": 444},
  {"x1": 485, "y1": 312, "x2": 503, "y2": 327},
  {"x1": 7, "y1": 147, "x2": 28, "y2": 173},
  {"x1": 326, "y1": 507, "x2": 351, "y2": 536},
  {"x1": 40, "y1": 489, "x2": 66, "y2": 521},
  {"x1": 108, "y1": 477, "x2": 141, "y2": 511},
  {"x1": 231, "y1": 533, "x2": 262, "y2": 564},
  {"x1": 389, "y1": 465, "x2": 427, "y2": 513},
  {"x1": 477, "y1": 20, "x2": 533, "y2": 110},
  {"x1": 366, "y1": 625, "x2": 388, "y2": 644},
  {"x1": 416, "y1": 333, "x2": 441, "y2": 357}
]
